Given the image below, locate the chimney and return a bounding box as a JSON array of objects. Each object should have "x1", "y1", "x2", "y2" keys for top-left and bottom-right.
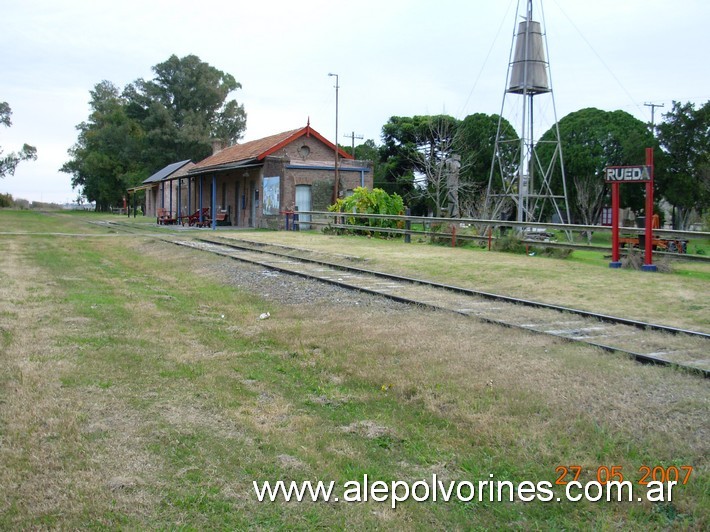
[{"x1": 211, "y1": 138, "x2": 224, "y2": 155}]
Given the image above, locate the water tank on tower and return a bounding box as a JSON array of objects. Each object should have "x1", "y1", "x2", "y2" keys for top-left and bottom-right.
[
  {"x1": 485, "y1": 0, "x2": 571, "y2": 231},
  {"x1": 508, "y1": 20, "x2": 550, "y2": 94}
]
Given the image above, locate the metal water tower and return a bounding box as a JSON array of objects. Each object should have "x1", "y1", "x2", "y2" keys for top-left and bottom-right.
[{"x1": 486, "y1": 0, "x2": 570, "y2": 227}]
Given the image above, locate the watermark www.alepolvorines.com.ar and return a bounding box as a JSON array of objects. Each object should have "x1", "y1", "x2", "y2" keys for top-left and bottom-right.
[{"x1": 253, "y1": 474, "x2": 678, "y2": 509}]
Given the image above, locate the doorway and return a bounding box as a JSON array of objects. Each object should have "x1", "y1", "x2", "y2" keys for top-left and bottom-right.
[
  {"x1": 249, "y1": 181, "x2": 257, "y2": 227},
  {"x1": 295, "y1": 185, "x2": 312, "y2": 230}
]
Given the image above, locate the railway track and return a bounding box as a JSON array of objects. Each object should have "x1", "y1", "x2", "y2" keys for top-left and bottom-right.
[{"x1": 161, "y1": 234, "x2": 709, "y2": 378}]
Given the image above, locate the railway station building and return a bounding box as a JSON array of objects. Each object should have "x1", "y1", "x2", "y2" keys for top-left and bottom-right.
[
  {"x1": 137, "y1": 122, "x2": 373, "y2": 228},
  {"x1": 140, "y1": 159, "x2": 195, "y2": 220}
]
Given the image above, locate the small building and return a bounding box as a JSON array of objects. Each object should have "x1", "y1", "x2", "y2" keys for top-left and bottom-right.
[
  {"x1": 140, "y1": 159, "x2": 195, "y2": 219},
  {"x1": 184, "y1": 122, "x2": 372, "y2": 228},
  {"x1": 128, "y1": 123, "x2": 372, "y2": 228}
]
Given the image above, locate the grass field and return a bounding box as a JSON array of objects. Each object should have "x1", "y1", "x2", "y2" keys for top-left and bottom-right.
[{"x1": 1, "y1": 210, "x2": 708, "y2": 529}]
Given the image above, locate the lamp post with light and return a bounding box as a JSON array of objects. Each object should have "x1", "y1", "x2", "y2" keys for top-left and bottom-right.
[{"x1": 328, "y1": 72, "x2": 339, "y2": 203}]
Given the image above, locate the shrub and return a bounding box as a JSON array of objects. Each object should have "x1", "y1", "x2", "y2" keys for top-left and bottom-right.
[
  {"x1": 329, "y1": 187, "x2": 405, "y2": 234},
  {"x1": 493, "y1": 234, "x2": 527, "y2": 254},
  {"x1": 538, "y1": 247, "x2": 573, "y2": 259},
  {"x1": 0, "y1": 193, "x2": 12, "y2": 208}
]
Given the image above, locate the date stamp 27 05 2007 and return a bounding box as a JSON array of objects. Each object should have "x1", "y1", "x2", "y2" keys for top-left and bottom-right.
[{"x1": 555, "y1": 465, "x2": 694, "y2": 487}]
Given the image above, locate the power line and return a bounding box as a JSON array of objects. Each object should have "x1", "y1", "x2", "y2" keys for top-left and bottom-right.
[
  {"x1": 457, "y1": 0, "x2": 517, "y2": 119},
  {"x1": 550, "y1": 0, "x2": 645, "y2": 119}
]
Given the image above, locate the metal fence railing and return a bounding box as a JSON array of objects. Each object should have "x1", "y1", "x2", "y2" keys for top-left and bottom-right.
[{"x1": 281, "y1": 210, "x2": 710, "y2": 261}]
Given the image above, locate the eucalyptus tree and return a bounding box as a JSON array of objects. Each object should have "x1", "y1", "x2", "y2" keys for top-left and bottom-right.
[
  {"x1": 124, "y1": 54, "x2": 247, "y2": 168},
  {"x1": 62, "y1": 54, "x2": 247, "y2": 209},
  {"x1": 61, "y1": 81, "x2": 143, "y2": 210}
]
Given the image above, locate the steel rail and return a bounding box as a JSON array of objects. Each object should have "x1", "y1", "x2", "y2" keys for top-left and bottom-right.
[
  {"x1": 173, "y1": 238, "x2": 709, "y2": 378},
  {"x1": 98, "y1": 222, "x2": 710, "y2": 338},
  {"x1": 195, "y1": 236, "x2": 710, "y2": 341},
  {"x1": 100, "y1": 218, "x2": 710, "y2": 262},
  {"x1": 92, "y1": 222, "x2": 708, "y2": 377}
]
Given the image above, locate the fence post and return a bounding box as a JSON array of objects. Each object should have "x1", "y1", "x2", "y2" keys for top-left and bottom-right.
[
  {"x1": 404, "y1": 208, "x2": 411, "y2": 243},
  {"x1": 451, "y1": 224, "x2": 457, "y2": 247},
  {"x1": 293, "y1": 206, "x2": 299, "y2": 231}
]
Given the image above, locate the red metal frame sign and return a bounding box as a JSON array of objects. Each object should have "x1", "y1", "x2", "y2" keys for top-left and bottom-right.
[{"x1": 606, "y1": 149, "x2": 656, "y2": 271}]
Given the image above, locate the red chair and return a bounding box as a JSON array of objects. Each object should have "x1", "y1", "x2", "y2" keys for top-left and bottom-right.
[{"x1": 183, "y1": 208, "x2": 210, "y2": 226}]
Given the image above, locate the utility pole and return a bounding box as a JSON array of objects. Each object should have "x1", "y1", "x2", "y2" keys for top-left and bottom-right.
[
  {"x1": 644, "y1": 102, "x2": 664, "y2": 132},
  {"x1": 344, "y1": 131, "x2": 363, "y2": 157},
  {"x1": 328, "y1": 73, "x2": 340, "y2": 202}
]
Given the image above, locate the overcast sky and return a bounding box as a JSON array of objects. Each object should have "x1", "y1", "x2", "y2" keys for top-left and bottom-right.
[{"x1": 2, "y1": 0, "x2": 708, "y2": 203}]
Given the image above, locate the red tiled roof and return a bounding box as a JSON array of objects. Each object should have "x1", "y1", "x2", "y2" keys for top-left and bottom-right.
[
  {"x1": 192, "y1": 129, "x2": 300, "y2": 171},
  {"x1": 190, "y1": 124, "x2": 352, "y2": 173}
]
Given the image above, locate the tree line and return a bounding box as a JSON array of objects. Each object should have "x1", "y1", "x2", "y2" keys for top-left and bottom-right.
[
  {"x1": 8, "y1": 51, "x2": 704, "y2": 228},
  {"x1": 351, "y1": 105, "x2": 709, "y2": 230}
]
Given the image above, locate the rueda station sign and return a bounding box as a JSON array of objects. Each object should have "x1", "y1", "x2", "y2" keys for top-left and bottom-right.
[
  {"x1": 605, "y1": 165, "x2": 652, "y2": 183},
  {"x1": 606, "y1": 149, "x2": 657, "y2": 272}
]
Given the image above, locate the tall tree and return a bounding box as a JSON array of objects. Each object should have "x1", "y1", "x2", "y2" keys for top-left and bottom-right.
[
  {"x1": 345, "y1": 139, "x2": 387, "y2": 192},
  {"x1": 455, "y1": 113, "x2": 518, "y2": 217},
  {"x1": 656, "y1": 100, "x2": 710, "y2": 229},
  {"x1": 0, "y1": 101, "x2": 37, "y2": 178},
  {"x1": 536, "y1": 108, "x2": 656, "y2": 225},
  {"x1": 61, "y1": 81, "x2": 144, "y2": 210},
  {"x1": 414, "y1": 115, "x2": 461, "y2": 217},
  {"x1": 380, "y1": 114, "x2": 464, "y2": 216},
  {"x1": 380, "y1": 113, "x2": 516, "y2": 217},
  {"x1": 125, "y1": 54, "x2": 246, "y2": 167},
  {"x1": 63, "y1": 54, "x2": 247, "y2": 209},
  {"x1": 379, "y1": 115, "x2": 423, "y2": 202}
]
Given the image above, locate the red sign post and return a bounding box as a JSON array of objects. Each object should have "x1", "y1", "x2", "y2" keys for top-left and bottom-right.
[{"x1": 605, "y1": 148, "x2": 657, "y2": 272}]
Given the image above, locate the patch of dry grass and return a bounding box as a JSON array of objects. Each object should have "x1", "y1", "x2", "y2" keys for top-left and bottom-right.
[
  {"x1": 261, "y1": 302, "x2": 709, "y2": 457},
  {"x1": 0, "y1": 215, "x2": 708, "y2": 528},
  {"x1": 0, "y1": 240, "x2": 109, "y2": 522}
]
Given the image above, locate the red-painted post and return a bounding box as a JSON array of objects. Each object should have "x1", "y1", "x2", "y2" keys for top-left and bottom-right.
[
  {"x1": 451, "y1": 224, "x2": 457, "y2": 247},
  {"x1": 610, "y1": 182, "x2": 621, "y2": 267},
  {"x1": 642, "y1": 148, "x2": 657, "y2": 272}
]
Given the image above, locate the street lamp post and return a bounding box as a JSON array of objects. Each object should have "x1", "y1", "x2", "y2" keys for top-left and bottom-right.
[{"x1": 328, "y1": 72, "x2": 339, "y2": 203}]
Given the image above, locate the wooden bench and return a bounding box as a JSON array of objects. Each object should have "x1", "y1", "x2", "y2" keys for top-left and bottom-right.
[{"x1": 156, "y1": 207, "x2": 176, "y2": 225}]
